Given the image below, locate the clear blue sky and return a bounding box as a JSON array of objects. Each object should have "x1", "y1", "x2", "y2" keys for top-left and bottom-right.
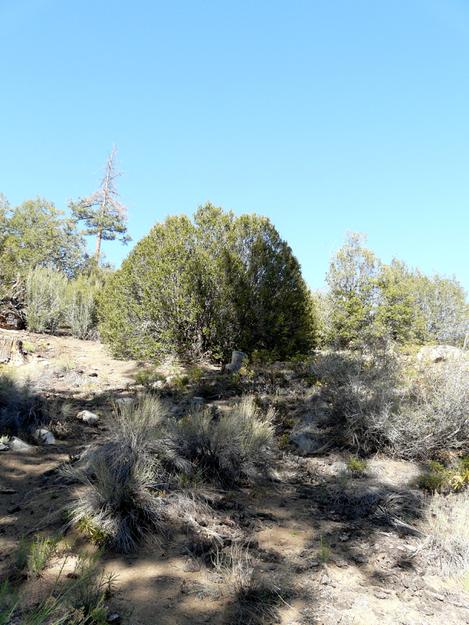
[{"x1": 1, "y1": 0, "x2": 468, "y2": 290}]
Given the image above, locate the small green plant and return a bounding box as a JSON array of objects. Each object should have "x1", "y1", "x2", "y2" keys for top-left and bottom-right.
[
  {"x1": 418, "y1": 458, "x2": 469, "y2": 494},
  {"x1": 15, "y1": 535, "x2": 60, "y2": 577},
  {"x1": 346, "y1": 456, "x2": 368, "y2": 476},
  {"x1": 278, "y1": 433, "x2": 290, "y2": 450},
  {"x1": 187, "y1": 366, "x2": 203, "y2": 383},
  {"x1": 76, "y1": 517, "x2": 110, "y2": 547},
  {"x1": 134, "y1": 368, "x2": 165, "y2": 388},
  {"x1": 318, "y1": 536, "x2": 331, "y2": 563}
]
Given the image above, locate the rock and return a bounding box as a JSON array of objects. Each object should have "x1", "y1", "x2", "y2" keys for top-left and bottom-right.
[
  {"x1": 191, "y1": 396, "x2": 205, "y2": 409},
  {"x1": 0, "y1": 443, "x2": 9, "y2": 452},
  {"x1": 89, "y1": 372, "x2": 98, "y2": 377},
  {"x1": 417, "y1": 345, "x2": 466, "y2": 363},
  {"x1": 8, "y1": 437, "x2": 33, "y2": 452},
  {"x1": 224, "y1": 350, "x2": 246, "y2": 373},
  {"x1": 0, "y1": 487, "x2": 16, "y2": 494},
  {"x1": 289, "y1": 428, "x2": 324, "y2": 455},
  {"x1": 76, "y1": 410, "x2": 99, "y2": 424},
  {"x1": 33, "y1": 428, "x2": 56, "y2": 445},
  {"x1": 106, "y1": 614, "x2": 121, "y2": 624}
]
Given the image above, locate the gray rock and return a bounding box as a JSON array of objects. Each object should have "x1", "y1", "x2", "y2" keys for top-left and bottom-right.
[
  {"x1": 0, "y1": 442, "x2": 9, "y2": 452},
  {"x1": 8, "y1": 437, "x2": 33, "y2": 452},
  {"x1": 224, "y1": 350, "x2": 246, "y2": 373},
  {"x1": 33, "y1": 428, "x2": 56, "y2": 445},
  {"x1": 289, "y1": 428, "x2": 324, "y2": 455},
  {"x1": 76, "y1": 410, "x2": 99, "y2": 424}
]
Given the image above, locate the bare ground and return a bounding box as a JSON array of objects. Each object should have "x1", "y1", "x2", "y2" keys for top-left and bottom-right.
[{"x1": 1, "y1": 330, "x2": 468, "y2": 625}]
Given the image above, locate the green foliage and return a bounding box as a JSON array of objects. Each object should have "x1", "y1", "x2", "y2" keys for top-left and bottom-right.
[
  {"x1": 98, "y1": 203, "x2": 315, "y2": 361},
  {"x1": 326, "y1": 232, "x2": 380, "y2": 348},
  {"x1": 325, "y1": 232, "x2": 468, "y2": 347},
  {"x1": 0, "y1": 198, "x2": 85, "y2": 296}
]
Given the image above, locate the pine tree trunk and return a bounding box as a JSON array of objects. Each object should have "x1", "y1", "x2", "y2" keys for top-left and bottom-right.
[{"x1": 95, "y1": 230, "x2": 102, "y2": 264}]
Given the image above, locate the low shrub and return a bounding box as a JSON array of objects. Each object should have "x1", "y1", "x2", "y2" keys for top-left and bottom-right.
[
  {"x1": 65, "y1": 274, "x2": 101, "y2": 340},
  {"x1": 25, "y1": 267, "x2": 67, "y2": 334},
  {"x1": 420, "y1": 492, "x2": 469, "y2": 579},
  {"x1": 65, "y1": 396, "x2": 169, "y2": 552},
  {"x1": 314, "y1": 349, "x2": 469, "y2": 459},
  {"x1": 418, "y1": 458, "x2": 469, "y2": 494}
]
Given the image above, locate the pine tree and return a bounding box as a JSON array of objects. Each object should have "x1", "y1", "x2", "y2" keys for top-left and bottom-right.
[{"x1": 70, "y1": 147, "x2": 130, "y2": 264}]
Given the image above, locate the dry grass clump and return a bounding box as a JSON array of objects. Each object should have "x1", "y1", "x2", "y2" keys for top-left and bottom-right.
[
  {"x1": 214, "y1": 544, "x2": 281, "y2": 625},
  {"x1": 167, "y1": 397, "x2": 275, "y2": 486},
  {"x1": 65, "y1": 395, "x2": 261, "y2": 553},
  {"x1": 419, "y1": 492, "x2": 469, "y2": 581},
  {"x1": 65, "y1": 396, "x2": 169, "y2": 553},
  {"x1": 314, "y1": 349, "x2": 468, "y2": 459}
]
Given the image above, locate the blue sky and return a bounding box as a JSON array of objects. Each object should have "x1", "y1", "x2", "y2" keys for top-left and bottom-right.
[{"x1": 1, "y1": 0, "x2": 468, "y2": 290}]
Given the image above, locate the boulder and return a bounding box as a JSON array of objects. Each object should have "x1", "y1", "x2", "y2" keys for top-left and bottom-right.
[
  {"x1": 8, "y1": 437, "x2": 33, "y2": 452},
  {"x1": 33, "y1": 428, "x2": 56, "y2": 445},
  {"x1": 76, "y1": 410, "x2": 99, "y2": 424}
]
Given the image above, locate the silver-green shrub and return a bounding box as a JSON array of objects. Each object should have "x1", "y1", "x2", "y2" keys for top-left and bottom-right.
[{"x1": 25, "y1": 267, "x2": 67, "y2": 334}]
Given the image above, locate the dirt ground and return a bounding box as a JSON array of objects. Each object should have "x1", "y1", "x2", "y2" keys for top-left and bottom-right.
[{"x1": 1, "y1": 330, "x2": 468, "y2": 625}]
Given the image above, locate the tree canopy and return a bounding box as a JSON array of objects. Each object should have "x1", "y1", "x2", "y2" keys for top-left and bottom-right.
[{"x1": 98, "y1": 203, "x2": 315, "y2": 361}]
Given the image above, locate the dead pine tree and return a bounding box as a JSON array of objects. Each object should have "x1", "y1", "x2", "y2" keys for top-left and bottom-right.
[{"x1": 70, "y1": 146, "x2": 130, "y2": 264}]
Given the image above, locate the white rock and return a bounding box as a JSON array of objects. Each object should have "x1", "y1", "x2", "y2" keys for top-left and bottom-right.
[
  {"x1": 76, "y1": 410, "x2": 99, "y2": 424},
  {"x1": 9, "y1": 437, "x2": 33, "y2": 452},
  {"x1": 33, "y1": 428, "x2": 56, "y2": 445}
]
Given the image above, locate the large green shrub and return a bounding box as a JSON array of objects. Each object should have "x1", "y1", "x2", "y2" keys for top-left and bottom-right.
[{"x1": 98, "y1": 204, "x2": 315, "y2": 361}]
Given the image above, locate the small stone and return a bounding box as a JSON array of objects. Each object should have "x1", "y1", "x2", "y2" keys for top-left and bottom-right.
[
  {"x1": 9, "y1": 437, "x2": 33, "y2": 452},
  {"x1": 33, "y1": 428, "x2": 56, "y2": 445},
  {"x1": 76, "y1": 410, "x2": 99, "y2": 424},
  {"x1": 0, "y1": 443, "x2": 9, "y2": 452},
  {"x1": 106, "y1": 614, "x2": 121, "y2": 624},
  {"x1": 89, "y1": 372, "x2": 98, "y2": 377},
  {"x1": 353, "y1": 554, "x2": 368, "y2": 564}
]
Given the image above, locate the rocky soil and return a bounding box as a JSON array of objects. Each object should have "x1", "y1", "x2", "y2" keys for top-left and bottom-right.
[{"x1": 0, "y1": 330, "x2": 468, "y2": 625}]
